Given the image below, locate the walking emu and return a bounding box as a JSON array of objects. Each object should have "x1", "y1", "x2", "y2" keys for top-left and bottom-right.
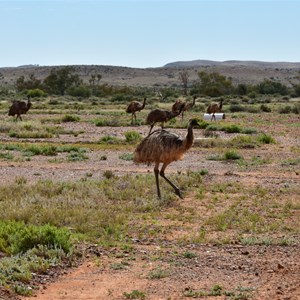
[
  {"x1": 134, "y1": 118, "x2": 200, "y2": 199},
  {"x1": 206, "y1": 98, "x2": 223, "y2": 121},
  {"x1": 126, "y1": 97, "x2": 147, "y2": 124},
  {"x1": 146, "y1": 104, "x2": 184, "y2": 135},
  {"x1": 8, "y1": 97, "x2": 32, "y2": 121},
  {"x1": 172, "y1": 96, "x2": 197, "y2": 120}
]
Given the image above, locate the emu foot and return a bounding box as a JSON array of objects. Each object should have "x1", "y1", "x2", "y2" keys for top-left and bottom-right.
[{"x1": 175, "y1": 188, "x2": 184, "y2": 199}]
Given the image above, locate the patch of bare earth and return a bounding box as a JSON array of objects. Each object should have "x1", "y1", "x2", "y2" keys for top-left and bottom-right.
[{"x1": 26, "y1": 241, "x2": 300, "y2": 300}]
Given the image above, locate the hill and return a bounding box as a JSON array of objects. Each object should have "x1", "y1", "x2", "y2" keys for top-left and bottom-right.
[{"x1": 0, "y1": 60, "x2": 299, "y2": 88}]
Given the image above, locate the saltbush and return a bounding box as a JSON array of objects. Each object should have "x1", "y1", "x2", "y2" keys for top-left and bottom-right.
[
  {"x1": 62, "y1": 114, "x2": 80, "y2": 122},
  {"x1": 124, "y1": 131, "x2": 142, "y2": 143},
  {"x1": 0, "y1": 221, "x2": 72, "y2": 255}
]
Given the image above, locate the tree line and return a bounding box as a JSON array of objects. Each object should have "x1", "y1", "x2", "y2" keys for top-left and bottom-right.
[{"x1": 14, "y1": 66, "x2": 300, "y2": 99}]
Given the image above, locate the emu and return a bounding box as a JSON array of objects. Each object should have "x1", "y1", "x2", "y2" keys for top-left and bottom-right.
[
  {"x1": 172, "y1": 96, "x2": 197, "y2": 120},
  {"x1": 146, "y1": 104, "x2": 184, "y2": 135},
  {"x1": 126, "y1": 97, "x2": 147, "y2": 124},
  {"x1": 134, "y1": 118, "x2": 200, "y2": 199},
  {"x1": 8, "y1": 97, "x2": 32, "y2": 121},
  {"x1": 206, "y1": 98, "x2": 223, "y2": 121}
]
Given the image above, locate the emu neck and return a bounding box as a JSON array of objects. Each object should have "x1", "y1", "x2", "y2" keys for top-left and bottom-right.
[
  {"x1": 141, "y1": 98, "x2": 146, "y2": 109},
  {"x1": 219, "y1": 99, "x2": 223, "y2": 109},
  {"x1": 183, "y1": 124, "x2": 194, "y2": 150},
  {"x1": 172, "y1": 109, "x2": 181, "y2": 118}
]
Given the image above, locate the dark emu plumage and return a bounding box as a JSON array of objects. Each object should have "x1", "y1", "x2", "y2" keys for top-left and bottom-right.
[
  {"x1": 126, "y1": 97, "x2": 147, "y2": 125},
  {"x1": 8, "y1": 97, "x2": 32, "y2": 121},
  {"x1": 206, "y1": 98, "x2": 223, "y2": 121},
  {"x1": 134, "y1": 118, "x2": 200, "y2": 199},
  {"x1": 146, "y1": 103, "x2": 184, "y2": 135}
]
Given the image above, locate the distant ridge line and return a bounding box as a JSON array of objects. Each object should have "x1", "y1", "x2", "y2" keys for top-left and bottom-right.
[{"x1": 163, "y1": 59, "x2": 300, "y2": 69}]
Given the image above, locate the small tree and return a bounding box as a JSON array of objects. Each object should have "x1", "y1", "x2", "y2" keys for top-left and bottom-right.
[
  {"x1": 16, "y1": 74, "x2": 41, "y2": 92},
  {"x1": 43, "y1": 66, "x2": 82, "y2": 95},
  {"x1": 192, "y1": 71, "x2": 234, "y2": 97},
  {"x1": 256, "y1": 79, "x2": 288, "y2": 95},
  {"x1": 67, "y1": 85, "x2": 91, "y2": 97},
  {"x1": 236, "y1": 83, "x2": 248, "y2": 95},
  {"x1": 294, "y1": 84, "x2": 300, "y2": 97},
  {"x1": 178, "y1": 70, "x2": 189, "y2": 95},
  {"x1": 96, "y1": 74, "x2": 102, "y2": 85}
]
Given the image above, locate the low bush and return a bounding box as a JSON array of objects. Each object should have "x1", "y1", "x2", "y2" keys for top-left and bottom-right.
[
  {"x1": 260, "y1": 104, "x2": 272, "y2": 112},
  {"x1": 0, "y1": 221, "x2": 72, "y2": 255},
  {"x1": 124, "y1": 131, "x2": 142, "y2": 143},
  {"x1": 224, "y1": 150, "x2": 243, "y2": 160},
  {"x1": 62, "y1": 115, "x2": 80, "y2": 122},
  {"x1": 257, "y1": 134, "x2": 275, "y2": 144}
]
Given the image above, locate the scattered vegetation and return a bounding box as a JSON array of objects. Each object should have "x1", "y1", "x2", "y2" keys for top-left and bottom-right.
[
  {"x1": 123, "y1": 290, "x2": 146, "y2": 299},
  {"x1": 183, "y1": 284, "x2": 254, "y2": 299},
  {"x1": 0, "y1": 221, "x2": 73, "y2": 295}
]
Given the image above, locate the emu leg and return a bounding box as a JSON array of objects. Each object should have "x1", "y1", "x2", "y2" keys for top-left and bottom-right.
[
  {"x1": 154, "y1": 163, "x2": 161, "y2": 199},
  {"x1": 160, "y1": 163, "x2": 183, "y2": 199}
]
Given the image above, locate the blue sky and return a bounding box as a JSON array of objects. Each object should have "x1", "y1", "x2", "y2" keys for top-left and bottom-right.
[{"x1": 0, "y1": 0, "x2": 299, "y2": 68}]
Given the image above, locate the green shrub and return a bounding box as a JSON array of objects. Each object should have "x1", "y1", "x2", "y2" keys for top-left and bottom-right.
[
  {"x1": 119, "y1": 153, "x2": 134, "y2": 161},
  {"x1": 260, "y1": 104, "x2": 272, "y2": 112},
  {"x1": 62, "y1": 115, "x2": 80, "y2": 122},
  {"x1": 224, "y1": 150, "x2": 243, "y2": 160},
  {"x1": 103, "y1": 170, "x2": 115, "y2": 179},
  {"x1": 229, "y1": 104, "x2": 245, "y2": 112},
  {"x1": 123, "y1": 290, "x2": 146, "y2": 299},
  {"x1": 229, "y1": 135, "x2": 258, "y2": 148},
  {"x1": 27, "y1": 88, "x2": 47, "y2": 98},
  {"x1": 67, "y1": 86, "x2": 91, "y2": 98},
  {"x1": 242, "y1": 127, "x2": 257, "y2": 134},
  {"x1": 67, "y1": 151, "x2": 88, "y2": 161},
  {"x1": 24, "y1": 145, "x2": 58, "y2": 156},
  {"x1": 292, "y1": 103, "x2": 300, "y2": 114},
  {"x1": 0, "y1": 152, "x2": 14, "y2": 160},
  {"x1": 0, "y1": 221, "x2": 72, "y2": 254},
  {"x1": 99, "y1": 135, "x2": 121, "y2": 144},
  {"x1": 124, "y1": 131, "x2": 141, "y2": 143},
  {"x1": 222, "y1": 124, "x2": 242, "y2": 133},
  {"x1": 206, "y1": 124, "x2": 220, "y2": 131},
  {"x1": 278, "y1": 105, "x2": 292, "y2": 114},
  {"x1": 258, "y1": 134, "x2": 275, "y2": 144}
]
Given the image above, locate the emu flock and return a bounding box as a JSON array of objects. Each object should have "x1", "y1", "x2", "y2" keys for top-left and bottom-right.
[
  {"x1": 131, "y1": 96, "x2": 224, "y2": 199},
  {"x1": 6, "y1": 94, "x2": 223, "y2": 200}
]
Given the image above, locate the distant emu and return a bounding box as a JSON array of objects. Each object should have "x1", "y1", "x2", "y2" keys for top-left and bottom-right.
[
  {"x1": 134, "y1": 118, "x2": 200, "y2": 199},
  {"x1": 8, "y1": 96, "x2": 32, "y2": 121},
  {"x1": 146, "y1": 104, "x2": 184, "y2": 135},
  {"x1": 126, "y1": 97, "x2": 147, "y2": 124},
  {"x1": 206, "y1": 98, "x2": 223, "y2": 121},
  {"x1": 172, "y1": 96, "x2": 197, "y2": 120}
]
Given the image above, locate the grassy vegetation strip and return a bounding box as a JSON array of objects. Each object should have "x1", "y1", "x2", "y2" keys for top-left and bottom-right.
[
  {"x1": 0, "y1": 141, "x2": 135, "y2": 156},
  {"x1": 0, "y1": 221, "x2": 73, "y2": 296}
]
